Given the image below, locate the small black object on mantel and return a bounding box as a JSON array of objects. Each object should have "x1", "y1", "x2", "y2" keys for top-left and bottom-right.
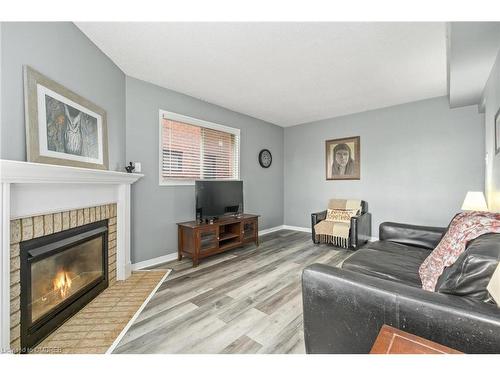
[{"x1": 125, "y1": 162, "x2": 135, "y2": 173}]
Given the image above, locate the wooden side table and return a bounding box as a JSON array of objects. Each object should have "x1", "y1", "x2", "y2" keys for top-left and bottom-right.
[{"x1": 370, "y1": 325, "x2": 462, "y2": 354}]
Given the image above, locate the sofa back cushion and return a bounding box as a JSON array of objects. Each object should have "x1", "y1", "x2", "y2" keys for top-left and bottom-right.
[
  {"x1": 435, "y1": 233, "x2": 500, "y2": 302},
  {"x1": 379, "y1": 222, "x2": 446, "y2": 250}
]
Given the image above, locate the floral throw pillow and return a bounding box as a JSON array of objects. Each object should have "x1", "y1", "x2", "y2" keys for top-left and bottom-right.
[
  {"x1": 419, "y1": 211, "x2": 500, "y2": 291},
  {"x1": 325, "y1": 209, "x2": 358, "y2": 223}
]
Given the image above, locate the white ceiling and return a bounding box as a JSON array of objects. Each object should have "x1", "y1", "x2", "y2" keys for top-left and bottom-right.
[{"x1": 76, "y1": 22, "x2": 447, "y2": 127}]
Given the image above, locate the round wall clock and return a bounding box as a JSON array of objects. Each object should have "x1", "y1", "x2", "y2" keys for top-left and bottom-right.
[{"x1": 258, "y1": 149, "x2": 272, "y2": 168}]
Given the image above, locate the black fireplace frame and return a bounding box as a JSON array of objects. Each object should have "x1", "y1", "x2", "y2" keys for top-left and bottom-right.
[{"x1": 20, "y1": 220, "x2": 109, "y2": 351}]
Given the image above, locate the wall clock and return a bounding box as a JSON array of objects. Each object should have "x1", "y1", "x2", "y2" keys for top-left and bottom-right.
[{"x1": 258, "y1": 149, "x2": 272, "y2": 168}]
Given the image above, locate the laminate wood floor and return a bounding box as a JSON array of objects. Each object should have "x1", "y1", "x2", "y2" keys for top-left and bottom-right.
[{"x1": 112, "y1": 230, "x2": 351, "y2": 354}]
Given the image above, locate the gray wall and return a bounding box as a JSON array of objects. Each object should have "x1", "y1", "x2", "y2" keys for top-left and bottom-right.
[
  {"x1": 0, "y1": 22, "x2": 126, "y2": 170},
  {"x1": 126, "y1": 77, "x2": 284, "y2": 263},
  {"x1": 482, "y1": 48, "x2": 500, "y2": 212},
  {"x1": 284, "y1": 96, "x2": 484, "y2": 235}
]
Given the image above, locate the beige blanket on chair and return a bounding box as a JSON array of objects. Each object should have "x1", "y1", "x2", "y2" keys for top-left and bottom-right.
[{"x1": 314, "y1": 199, "x2": 361, "y2": 248}]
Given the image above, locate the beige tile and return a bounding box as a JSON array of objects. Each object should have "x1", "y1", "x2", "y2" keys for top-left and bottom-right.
[
  {"x1": 109, "y1": 232, "x2": 116, "y2": 242},
  {"x1": 10, "y1": 220, "x2": 21, "y2": 244},
  {"x1": 95, "y1": 205, "x2": 101, "y2": 221},
  {"x1": 70, "y1": 210, "x2": 77, "y2": 228},
  {"x1": 109, "y1": 239, "x2": 116, "y2": 249},
  {"x1": 21, "y1": 218, "x2": 33, "y2": 241},
  {"x1": 44, "y1": 214, "x2": 54, "y2": 235},
  {"x1": 10, "y1": 298, "x2": 20, "y2": 315},
  {"x1": 109, "y1": 217, "x2": 117, "y2": 226},
  {"x1": 10, "y1": 243, "x2": 20, "y2": 259},
  {"x1": 10, "y1": 323, "x2": 20, "y2": 341},
  {"x1": 77, "y1": 209, "x2": 84, "y2": 226},
  {"x1": 62, "y1": 211, "x2": 70, "y2": 230},
  {"x1": 101, "y1": 205, "x2": 107, "y2": 219},
  {"x1": 57, "y1": 324, "x2": 94, "y2": 333},
  {"x1": 89, "y1": 207, "x2": 96, "y2": 222},
  {"x1": 10, "y1": 310, "x2": 20, "y2": 329},
  {"x1": 53, "y1": 212, "x2": 62, "y2": 233},
  {"x1": 51, "y1": 331, "x2": 88, "y2": 341},
  {"x1": 10, "y1": 283, "x2": 20, "y2": 300},
  {"x1": 33, "y1": 216, "x2": 44, "y2": 238},
  {"x1": 84, "y1": 208, "x2": 90, "y2": 224},
  {"x1": 10, "y1": 256, "x2": 20, "y2": 272},
  {"x1": 10, "y1": 269, "x2": 20, "y2": 286},
  {"x1": 78, "y1": 338, "x2": 114, "y2": 348},
  {"x1": 85, "y1": 331, "x2": 118, "y2": 340}
]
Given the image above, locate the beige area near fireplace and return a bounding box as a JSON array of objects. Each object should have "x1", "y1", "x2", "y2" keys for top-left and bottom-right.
[{"x1": 9, "y1": 203, "x2": 117, "y2": 352}]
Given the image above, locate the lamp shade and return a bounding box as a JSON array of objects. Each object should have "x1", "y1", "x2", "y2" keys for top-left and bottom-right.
[{"x1": 461, "y1": 191, "x2": 488, "y2": 211}]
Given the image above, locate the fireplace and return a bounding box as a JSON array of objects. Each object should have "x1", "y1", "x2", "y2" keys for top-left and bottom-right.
[{"x1": 20, "y1": 220, "x2": 109, "y2": 350}]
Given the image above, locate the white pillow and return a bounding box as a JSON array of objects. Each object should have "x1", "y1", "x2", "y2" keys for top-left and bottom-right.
[{"x1": 487, "y1": 262, "x2": 500, "y2": 307}]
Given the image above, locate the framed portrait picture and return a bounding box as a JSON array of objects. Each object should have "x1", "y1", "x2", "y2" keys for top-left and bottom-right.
[
  {"x1": 495, "y1": 107, "x2": 500, "y2": 155},
  {"x1": 24, "y1": 66, "x2": 109, "y2": 170},
  {"x1": 325, "y1": 136, "x2": 360, "y2": 180}
]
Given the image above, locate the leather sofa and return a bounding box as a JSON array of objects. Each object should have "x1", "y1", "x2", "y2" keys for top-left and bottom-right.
[
  {"x1": 302, "y1": 221, "x2": 500, "y2": 353},
  {"x1": 311, "y1": 201, "x2": 371, "y2": 249}
]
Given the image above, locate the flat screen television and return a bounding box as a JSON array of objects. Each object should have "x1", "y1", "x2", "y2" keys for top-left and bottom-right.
[{"x1": 195, "y1": 180, "x2": 243, "y2": 219}]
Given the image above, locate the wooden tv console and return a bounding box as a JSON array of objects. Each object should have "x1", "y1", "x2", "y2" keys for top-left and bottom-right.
[{"x1": 177, "y1": 214, "x2": 259, "y2": 267}]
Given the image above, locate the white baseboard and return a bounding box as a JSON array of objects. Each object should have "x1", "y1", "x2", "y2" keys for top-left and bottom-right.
[
  {"x1": 369, "y1": 236, "x2": 379, "y2": 242},
  {"x1": 258, "y1": 225, "x2": 285, "y2": 235},
  {"x1": 132, "y1": 252, "x2": 177, "y2": 271},
  {"x1": 282, "y1": 225, "x2": 312, "y2": 233}
]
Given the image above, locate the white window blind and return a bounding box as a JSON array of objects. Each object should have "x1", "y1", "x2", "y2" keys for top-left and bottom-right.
[{"x1": 160, "y1": 111, "x2": 240, "y2": 184}]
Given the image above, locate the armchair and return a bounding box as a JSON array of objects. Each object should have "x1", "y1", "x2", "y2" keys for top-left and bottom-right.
[{"x1": 311, "y1": 200, "x2": 371, "y2": 249}]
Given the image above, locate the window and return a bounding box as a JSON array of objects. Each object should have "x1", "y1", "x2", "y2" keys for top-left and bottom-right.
[{"x1": 159, "y1": 110, "x2": 240, "y2": 185}]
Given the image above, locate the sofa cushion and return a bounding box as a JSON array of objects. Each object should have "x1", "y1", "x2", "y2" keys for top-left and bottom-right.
[
  {"x1": 435, "y1": 233, "x2": 500, "y2": 302},
  {"x1": 342, "y1": 241, "x2": 430, "y2": 287}
]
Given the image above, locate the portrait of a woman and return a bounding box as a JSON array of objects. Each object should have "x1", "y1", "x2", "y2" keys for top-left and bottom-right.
[{"x1": 325, "y1": 136, "x2": 360, "y2": 180}]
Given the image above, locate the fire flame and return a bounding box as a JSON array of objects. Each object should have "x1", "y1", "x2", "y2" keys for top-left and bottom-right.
[{"x1": 53, "y1": 270, "x2": 72, "y2": 299}]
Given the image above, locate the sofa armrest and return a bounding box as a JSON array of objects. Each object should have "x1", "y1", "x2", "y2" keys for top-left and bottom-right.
[
  {"x1": 379, "y1": 222, "x2": 447, "y2": 250},
  {"x1": 311, "y1": 210, "x2": 327, "y2": 244},
  {"x1": 302, "y1": 264, "x2": 500, "y2": 354},
  {"x1": 350, "y1": 212, "x2": 371, "y2": 249}
]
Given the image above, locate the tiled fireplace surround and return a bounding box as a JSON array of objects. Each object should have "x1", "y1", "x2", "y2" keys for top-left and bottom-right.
[
  {"x1": 1, "y1": 160, "x2": 143, "y2": 352},
  {"x1": 9, "y1": 204, "x2": 118, "y2": 351}
]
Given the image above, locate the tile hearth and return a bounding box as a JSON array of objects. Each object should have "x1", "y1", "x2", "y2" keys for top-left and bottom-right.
[
  {"x1": 9, "y1": 204, "x2": 117, "y2": 352},
  {"x1": 34, "y1": 270, "x2": 167, "y2": 354}
]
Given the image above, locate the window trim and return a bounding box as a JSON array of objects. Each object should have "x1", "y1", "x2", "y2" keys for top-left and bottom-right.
[{"x1": 158, "y1": 110, "x2": 241, "y2": 186}]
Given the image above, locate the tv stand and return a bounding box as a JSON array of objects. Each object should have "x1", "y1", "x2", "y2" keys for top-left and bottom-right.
[{"x1": 177, "y1": 214, "x2": 259, "y2": 267}]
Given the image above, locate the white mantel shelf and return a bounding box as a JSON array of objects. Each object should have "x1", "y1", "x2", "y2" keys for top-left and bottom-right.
[
  {"x1": 0, "y1": 159, "x2": 143, "y2": 350},
  {"x1": 0, "y1": 159, "x2": 143, "y2": 184}
]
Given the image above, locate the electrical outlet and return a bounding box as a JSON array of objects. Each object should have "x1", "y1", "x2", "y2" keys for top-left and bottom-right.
[{"x1": 134, "y1": 162, "x2": 142, "y2": 173}]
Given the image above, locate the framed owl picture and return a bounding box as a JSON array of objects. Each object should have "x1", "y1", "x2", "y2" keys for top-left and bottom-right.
[{"x1": 24, "y1": 66, "x2": 109, "y2": 170}]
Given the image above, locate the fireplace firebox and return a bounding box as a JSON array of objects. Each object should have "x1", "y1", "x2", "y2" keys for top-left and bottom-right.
[{"x1": 20, "y1": 220, "x2": 109, "y2": 350}]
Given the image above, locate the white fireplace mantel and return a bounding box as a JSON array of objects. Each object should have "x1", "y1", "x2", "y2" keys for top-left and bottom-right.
[{"x1": 0, "y1": 159, "x2": 143, "y2": 350}]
